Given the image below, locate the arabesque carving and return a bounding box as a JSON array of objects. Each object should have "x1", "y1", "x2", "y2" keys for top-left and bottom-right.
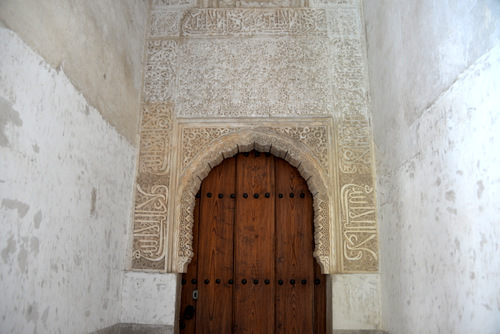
[
  {"x1": 181, "y1": 9, "x2": 327, "y2": 36},
  {"x1": 338, "y1": 115, "x2": 371, "y2": 174},
  {"x1": 138, "y1": 103, "x2": 173, "y2": 175},
  {"x1": 274, "y1": 127, "x2": 329, "y2": 171},
  {"x1": 326, "y1": 7, "x2": 361, "y2": 37},
  {"x1": 181, "y1": 126, "x2": 329, "y2": 172},
  {"x1": 310, "y1": 0, "x2": 357, "y2": 7},
  {"x1": 144, "y1": 40, "x2": 178, "y2": 103},
  {"x1": 132, "y1": 182, "x2": 169, "y2": 270},
  {"x1": 181, "y1": 127, "x2": 237, "y2": 169},
  {"x1": 132, "y1": 0, "x2": 379, "y2": 274},
  {"x1": 152, "y1": 0, "x2": 196, "y2": 8},
  {"x1": 150, "y1": 10, "x2": 183, "y2": 37},
  {"x1": 340, "y1": 183, "x2": 378, "y2": 272},
  {"x1": 199, "y1": 0, "x2": 308, "y2": 8},
  {"x1": 330, "y1": 9, "x2": 378, "y2": 272},
  {"x1": 176, "y1": 38, "x2": 333, "y2": 117},
  {"x1": 176, "y1": 129, "x2": 333, "y2": 274},
  {"x1": 332, "y1": 36, "x2": 372, "y2": 175},
  {"x1": 132, "y1": 103, "x2": 174, "y2": 270}
]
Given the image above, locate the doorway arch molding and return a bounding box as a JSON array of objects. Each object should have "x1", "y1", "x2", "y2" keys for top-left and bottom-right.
[{"x1": 174, "y1": 127, "x2": 336, "y2": 274}]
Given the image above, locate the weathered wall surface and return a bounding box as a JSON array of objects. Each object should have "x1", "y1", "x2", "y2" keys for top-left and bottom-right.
[
  {"x1": 0, "y1": 0, "x2": 148, "y2": 144},
  {"x1": 0, "y1": 25, "x2": 136, "y2": 333},
  {"x1": 363, "y1": 1, "x2": 500, "y2": 333},
  {"x1": 121, "y1": 272, "x2": 177, "y2": 326}
]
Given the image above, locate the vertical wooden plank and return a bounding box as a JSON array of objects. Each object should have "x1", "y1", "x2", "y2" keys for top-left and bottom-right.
[
  {"x1": 179, "y1": 191, "x2": 200, "y2": 333},
  {"x1": 314, "y1": 261, "x2": 327, "y2": 334},
  {"x1": 275, "y1": 158, "x2": 315, "y2": 334},
  {"x1": 234, "y1": 151, "x2": 275, "y2": 333},
  {"x1": 196, "y1": 158, "x2": 236, "y2": 334}
]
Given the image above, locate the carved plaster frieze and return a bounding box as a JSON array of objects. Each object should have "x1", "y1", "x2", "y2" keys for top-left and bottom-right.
[
  {"x1": 132, "y1": 179, "x2": 169, "y2": 270},
  {"x1": 152, "y1": 0, "x2": 196, "y2": 8},
  {"x1": 326, "y1": 7, "x2": 361, "y2": 37},
  {"x1": 331, "y1": 35, "x2": 372, "y2": 175},
  {"x1": 138, "y1": 103, "x2": 173, "y2": 175},
  {"x1": 198, "y1": 0, "x2": 309, "y2": 8},
  {"x1": 310, "y1": 0, "x2": 358, "y2": 8},
  {"x1": 340, "y1": 183, "x2": 378, "y2": 272},
  {"x1": 143, "y1": 40, "x2": 178, "y2": 103},
  {"x1": 272, "y1": 127, "x2": 329, "y2": 170},
  {"x1": 181, "y1": 126, "x2": 329, "y2": 172},
  {"x1": 176, "y1": 38, "x2": 333, "y2": 117},
  {"x1": 150, "y1": 10, "x2": 183, "y2": 37},
  {"x1": 132, "y1": 103, "x2": 174, "y2": 270},
  {"x1": 329, "y1": 16, "x2": 378, "y2": 272},
  {"x1": 176, "y1": 128, "x2": 332, "y2": 274},
  {"x1": 181, "y1": 9, "x2": 327, "y2": 36}
]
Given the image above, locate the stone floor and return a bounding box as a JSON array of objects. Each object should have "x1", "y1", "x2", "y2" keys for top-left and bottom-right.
[{"x1": 94, "y1": 324, "x2": 388, "y2": 334}]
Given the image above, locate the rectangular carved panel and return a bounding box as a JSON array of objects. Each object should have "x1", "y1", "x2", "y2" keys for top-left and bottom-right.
[
  {"x1": 340, "y1": 183, "x2": 378, "y2": 272},
  {"x1": 181, "y1": 9, "x2": 327, "y2": 37},
  {"x1": 152, "y1": 0, "x2": 196, "y2": 8},
  {"x1": 132, "y1": 104, "x2": 174, "y2": 271},
  {"x1": 138, "y1": 103, "x2": 173, "y2": 175},
  {"x1": 150, "y1": 10, "x2": 183, "y2": 38},
  {"x1": 143, "y1": 40, "x2": 178, "y2": 103},
  {"x1": 176, "y1": 38, "x2": 333, "y2": 117},
  {"x1": 330, "y1": 9, "x2": 379, "y2": 272}
]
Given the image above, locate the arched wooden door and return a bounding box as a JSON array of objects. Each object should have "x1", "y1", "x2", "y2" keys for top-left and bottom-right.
[{"x1": 180, "y1": 151, "x2": 326, "y2": 333}]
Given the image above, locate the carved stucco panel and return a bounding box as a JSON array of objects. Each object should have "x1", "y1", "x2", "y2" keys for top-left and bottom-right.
[
  {"x1": 181, "y1": 9, "x2": 327, "y2": 37},
  {"x1": 326, "y1": 7, "x2": 361, "y2": 37},
  {"x1": 138, "y1": 103, "x2": 173, "y2": 175},
  {"x1": 330, "y1": 17, "x2": 378, "y2": 272},
  {"x1": 152, "y1": 0, "x2": 197, "y2": 8},
  {"x1": 176, "y1": 38, "x2": 333, "y2": 118},
  {"x1": 176, "y1": 128, "x2": 333, "y2": 274},
  {"x1": 340, "y1": 183, "x2": 378, "y2": 272},
  {"x1": 150, "y1": 10, "x2": 183, "y2": 37},
  {"x1": 181, "y1": 127, "x2": 237, "y2": 169},
  {"x1": 332, "y1": 36, "x2": 371, "y2": 175},
  {"x1": 310, "y1": 0, "x2": 358, "y2": 8},
  {"x1": 181, "y1": 126, "x2": 329, "y2": 172},
  {"x1": 132, "y1": 177, "x2": 169, "y2": 270},
  {"x1": 143, "y1": 40, "x2": 178, "y2": 103},
  {"x1": 131, "y1": 103, "x2": 174, "y2": 270},
  {"x1": 199, "y1": 0, "x2": 307, "y2": 8}
]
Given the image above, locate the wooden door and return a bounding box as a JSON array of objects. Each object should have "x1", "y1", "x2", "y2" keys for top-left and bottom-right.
[{"x1": 180, "y1": 151, "x2": 325, "y2": 333}]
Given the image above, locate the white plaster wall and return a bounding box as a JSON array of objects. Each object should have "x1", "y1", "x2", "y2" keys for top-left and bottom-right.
[
  {"x1": 331, "y1": 274, "x2": 381, "y2": 329},
  {"x1": 121, "y1": 272, "x2": 177, "y2": 326},
  {"x1": 363, "y1": 0, "x2": 500, "y2": 173},
  {"x1": 0, "y1": 0, "x2": 149, "y2": 144},
  {"x1": 363, "y1": 1, "x2": 500, "y2": 333},
  {"x1": 0, "y1": 27, "x2": 136, "y2": 333}
]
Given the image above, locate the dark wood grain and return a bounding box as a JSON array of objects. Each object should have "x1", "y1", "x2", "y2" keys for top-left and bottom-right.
[
  {"x1": 180, "y1": 152, "x2": 324, "y2": 333},
  {"x1": 234, "y1": 151, "x2": 275, "y2": 333},
  {"x1": 275, "y1": 157, "x2": 315, "y2": 333},
  {"x1": 314, "y1": 259, "x2": 327, "y2": 334},
  {"x1": 196, "y1": 158, "x2": 236, "y2": 334}
]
